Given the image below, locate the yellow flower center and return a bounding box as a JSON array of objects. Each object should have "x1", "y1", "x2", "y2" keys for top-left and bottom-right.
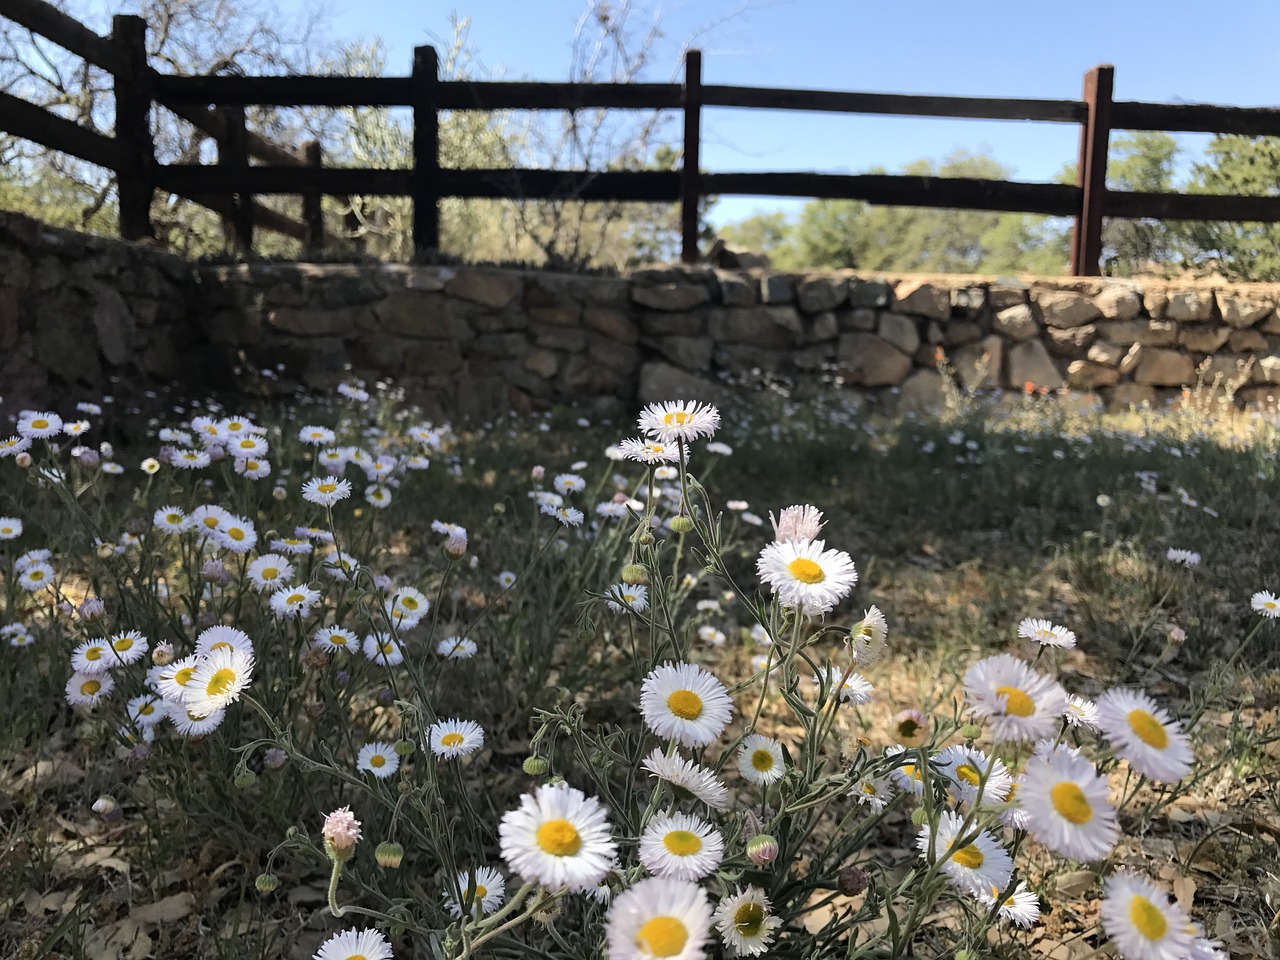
[
  {"x1": 734, "y1": 901, "x2": 765, "y2": 937},
  {"x1": 330, "y1": 634, "x2": 347, "y2": 646},
  {"x1": 663, "y1": 411, "x2": 690, "y2": 426},
  {"x1": 1050, "y1": 782, "x2": 1093, "y2": 824},
  {"x1": 536, "y1": 819, "x2": 581, "y2": 856},
  {"x1": 863, "y1": 783, "x2": 878, "y2": 795},
  {"x1": 32, "y1": 419, "x2": 48, "y2": 430},
  {"x1": 287, "y1": 594, "x2": 304, "y2": 605},
  {"x1": 112, "y1": 636, "x2": 134, "y2": 652},
  {"x1": 441, "y1": 732, "x2": 465, "y2": 748},
  {"x1": 751, "y1": 749, "x2": 775, "y2": 772},
  {"x1": 401, "y1": 597, "x2": 419, "y2": 610},
  {"x1": 81, "y1": 679, "x2": 101, "y2": 696},
  {"x1": 139, "y1": 702, "x2": 155, "y2": 716},
  {"x1": 370, "y1": 754, "x2": 386, "y2": 768},
  {"x1": 318, "y1": 482, "x2": 337, "y2": 493},
  {"x1": 239, "y1": 440, "x2": 254, "y2": 449},
  {"x1": 995, "y1": 685, "x2": 1035, "y2": 717},
  {"x1": 1127, "y1": 709, "x2": 1168, "y2": 749},
  {"x1": 787, "y1": 557, "x2": 825, "y2": 583},
  {"x1": 663, "y1": 830, "x2": 702, "y2": 856},
  {"x1": 380, "y1": 642, "x2": 394, "y2": 655},
  {"x1": 1129, "y1": 895, "x2": 1167, "y2": 940},
  {"x1": 174, "y1": 666, "x2": 195, "y2": 686},
  {"x1": 205, "y1": 668, "x2": 236, "y2": 697},
  {"x1": 204, "y1": 517, "x2": 219, "y2": 529},
  {"x1": 952, "y1": 844, "x2": 984, "y2": 869},
  {"x1": 28, "y1": 570, "x2": 44, "y2": 581},
  {"x1": 227, "y1": 528, "x2": 245, "y2": 541},
  {"x1": 86, "y1": 647, "x2": 103, "y2": 661},
  {"x1": 262, "y1": 567, "x2": 278, "y2": 580},
  {"x1": 635, "y1": 916, "x2": 687, "y2": 957},
  {"x1": 473, "y1": 884, "x2": 487, "y2": 898},
  {"x1": 902, "y1": 764, "x2": 921, "y2": 781},
  {"x1": 667, "y1": 690, "x2": 704, "y2": 720},
  {"x1": 953, "y1": 763, "x2": 982, "y2": 786},
  {"x1": 166, "y1": 513, "x2": 182, "y2": 524}
]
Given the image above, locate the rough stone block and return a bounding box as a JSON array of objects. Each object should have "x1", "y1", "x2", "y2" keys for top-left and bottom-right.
[
  {"x1": 987, "y1": 284, "x2": 1029, "y2": 311},
  {"x1": 1006, "y1": 340, "x2": 1065, "y2": 390},
  {"x1": 951, "y1": 286, "x2": 986, "y2": 315},
  {"x1": 848, "y1": 279, "x2": 891, "y2": 309},
  {"x1": 896, "y1": 368, "x2": 946, "y2": 410},
  {"x1": 836, "y1": 333, "x2": 913, "y2": 386},
  {"x1": 714, "y1": 271, "x2": 755, "y2": 306},
  {"x1": 993, "y1": 303, "x2": 1037, "y2": 341},
  {"x1": 1096, "y1": 319, "x2": 1177, "y2": 347},
  {"x1": 709, "y1": 306, "x2": 798, "y2": 348},
  {"x1": 809, "y1": 311, "x2": 838, "y2": 343},
  {"x1": 942, "y1": 320, "x2": 983, "y2": 346},
  {"x1": 586, "y1": 334, "x2": 641, "y2": 374},
  {"x1": 1087, "y1": 341, "x2": 1124, "y2": 367},
  {"x1": 1033, "y1": 289, "x2": 1100, "y2": 328},
  {"x1": 404, "y1": 342, "x2": 464, "y2": 375},
  {"x1": 374, "y1": 293, "x2": 470, "y2": 341},
  {"x1": 797, "y1": 276, "x2": 846, "y2": 313},
  {"x1": 836, "y1": 308, "x2": 878, "y2": 332},
  {"x1": 1068, "y1": 360, "x2": 1119, "y2": 389},
  {"x1": 954, "y1": 335, "x2": 1004, "y2": 391},
  {"x1": 531, "y1": 323, "x2": 586, "y2": 352},
  {"x1": 1228, "y1": 328, "x2": 1268, "y2": 353},
  {"x1": 759, "y1": 273, "x2": 794, "y2": 304},
  {"x1": 1178, "y1": 325, "x2": 1231, "y2": 354},
  {"x1": 1163, "y1": 290, "x2": 1214, "y2": 322},
  {"x1": 1047, "y1": 324, "x2": 1097, "y2": 359},
  {"x1": 268, "y1": 305, "x2": 366, "y2": 337},
  {"x1": 445, "y1": 269, "x2": 522, "y2": 308},
  {"x1": 878, "y1": 312, "x2": 920, "y2": 355},
  {"x1": 632, "y1": 281, "x2": 710, "y2": 311},
  {"x1": 583, "y1": 307, "x2": 639, "y2": 344},
  {"x1": 1217, "y1": 291, "x2": 1272, "y2": 328},
  {"x1": 638, "y1": 309, "x2": 705, "y2": 337},
  {"x1": 638, "y1": 361, "x2": 732, "y2": 406},
  {"x1": 659, "y1": 336, "x2": 713, "y2": 371},
  {"x1": 1134, "y1": 348, "x2": 1195, "y2": 386},
  {"x1": 524, "y1": 349, "x2": 561, "y2": 379},
  {"x1": 892, "y1": 279, "x2": 950, "y2": 320},
  {"x1": 1095, "y1": 284, "x2": 1143, "y2": 321}
]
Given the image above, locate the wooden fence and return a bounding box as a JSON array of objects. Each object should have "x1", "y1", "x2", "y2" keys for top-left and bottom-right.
[{"x1": 5, "y1": 0, "x2": 1280, "y2": 274}]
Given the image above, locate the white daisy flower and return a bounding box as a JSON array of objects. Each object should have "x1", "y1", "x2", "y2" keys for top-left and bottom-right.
[
  {"x1": 977, "y1": 880, "x2": 1041, "y2": 928},
  {"x1": 127, "y1": 694, "x2": 165, "y2": 728},
  {"x1": 554, "y1": 473, "x2": 586, "y2": 494},
  {"x1": 714, "y1": 885, "x2": 781, "y2": 957},
  {"x1": 3, "y1": 623, "x2": 35, "y2": 647},
  {"x1": 183, "y1": 647, "x2": 254, "y2": 718},
  {"x1": 190, "y1": 504, "x2": 232, "y2": 536},
  {"x1": 313, "y1": 625, "x2": 357, "y2": 653},
  {"x1": 737, "y1": 734, "x2": 785, "y2": 785},
  {"x1": 637, "y1": 400, "x2": 721, "y2": 442},
  {"x1": 302, "y1": 477, "x2": 352, "y2": 506},
  {"x1": 1017, "y1": 617, "x2": 1077, "y2": 649},
  {"x1": 229, "y1": 435, "x2": 268, "y2": 459},
  {"x1": 66, "y1": 670, "x2": 114, "y2": 707},
  {"x1": 813, "y1": 663, "x2": 874, "y2": 704},
  {"x1": 246, "y1": 554, "x2": 295, "y2": 592},
  {"x1": 234, "y1": 458, "x2": 271, "y2": 480},
  {"x1": 848, "y1": 775, "x2": 895, "y2": 812},
  {"x1": 17, "y1": 562, "x2": 54, "y2": 592},
  {"x1": 606, "y1": 583, "x2": 649, "y2": 613},
  {"x1": 697, "y1": 625, "x2": 726, "y2": 646},
  {"x1": 1165, "y1": 548, "x2": 1200, "y2": 567},
  {"x1": 365, "y1": 486, "x2": 392, "y2": 509},
  {"x1": 1095, "y1": 688, "x2": 1193, "y2": 783},
  {"x1": 541, "y1": 502, "x2": 584, "y2": 527},
  {"x1": 17, "y1": 411, "x2": 62, "y2": 438},
  {"x1": 214, "y1": 517, "x2": 258, "y2": 554},
  {"x1": 498, "y1": 782, "x2": 617, "y2": 892},
  {"x1": 606, "y1": 876, "x2": 711, "y2": 960},
  {"x1": 152, "y1": 655, "x2": 200, "y2": 702},
  {"x1": 496, "y1": 570, "x2": 517, "y2": 590},
  {"x1": 106, "y1": 629, "x2": 148, "y2": 666},
  {"x1": 71, "y1": 638, "x2": 114, "y2": 674},
  {"x1": 756, "y1": 539, "x2": 858, "y2": 616},
  {"x1": 195, "y1": 625, "x2": 254, "y2": 658},
  {"x1": 963, "y1": 654, "x2": 1067, "y2": 742},
  {"x1": 916, "y1": 809, "x2": 1013, "y2": 897},
  {"x1": 617, "y1": 437, "x2": 684, "y2": 463},
  {"x1": 356, "y1": 742, "x2": 400, "y2": 778},
  {"x1": 429, "y1": 718, "x2": 485, "y2": 759},
  {"x1": 173, "y1": 448, "x2": 211, "y2": 469},
  {"x1": 640, "y1": 662, "x2": 733, "y2": 749},
  {"x1": 153, "y1": 506, "x2": 190, "y2": 534},
  {"x1": 0, "y1": 517, "x2": 22, "y2": 540},
  {"x1": 298, "y1": 425, "x2": 336, "y2": 446},
  {"x1": 1100, "y1": 872, "x2": 1195, "y2": 960},
  {"x1": 167, "y1": 701, "x2": 226, "y2": 737},
  {"x1": 443, "y1": 866, "x2": 506, "y2": 919},
  {"x1": 362, "y1": 633, "x2": 404, "y2": 667},
  {"x1": 1250, "y1": 590, "x2": 1280, "y2": 618},
  {"x1": 886, "y1": 746, "x2": 927, "y2": 797},
  {"x1": 312, "y1": 927, "x2": 394, "y2": 960},
  {"x1": 271, "y1": 536, "x2": 313, "y2": 555},
  {"x1": 641, "y1": 749, "x2": 729, "y2": 809},
  {"x1": 706, "y1": 441, "x2": 732, "y2": 455},
  {"x1": 1018, "y1": 742, "x2": 1119, "y2": 862},
  {"x1": 269, "y1": 584, "x2": 321, "y2": 620},
  {"x1": 769, "y1": 504, "x2": 825, "y2": 543},
  {"x1": 437, "y1": 636, "x2": 477, "y2": 659},
  {"x1": 322, "y1": 551, "x2": 361, "y2": 581},
  {"x1": 1065, "y1": 694, "x2": 1100, "y2": 730},
  {"x1": 935, "y1": 744, "x2": 1013, "y2": 805},
  {"x1": 850, "y1": 605, "x2": 888, "y2": 664},
  {"x1": 386, "y1": 587, "x2": 429, "y2": 628},
  {"x1": 639, "y1": 810, "x2": 724, "y2": 881}
]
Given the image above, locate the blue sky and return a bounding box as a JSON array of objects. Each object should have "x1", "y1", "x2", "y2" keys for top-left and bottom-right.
[{"x1": 94, "y1": 0, "x2": 1280, "y2": 225}]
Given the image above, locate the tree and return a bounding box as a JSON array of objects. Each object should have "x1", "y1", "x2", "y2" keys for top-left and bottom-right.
[
  {"x1": 1182, "y1": 136, "x2": 1280, "y2": 280},
  {"x1": 1098, "y1": 132, "x2": 1182, "y2": 275}
]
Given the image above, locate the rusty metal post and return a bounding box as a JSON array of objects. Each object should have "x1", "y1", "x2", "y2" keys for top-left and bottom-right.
[
  {"x1": 112, "y1": 14, "x2": 154, "y2": 240},
  {"x1": 411, "y1": 45, "x2": 440, "y2": 254},
  {"x1": 680, "y1": 49, "x2": 702, "y2": 264},
  {"x1": 1070, "y1": 64, "x2": 1114, "y2": 276}
]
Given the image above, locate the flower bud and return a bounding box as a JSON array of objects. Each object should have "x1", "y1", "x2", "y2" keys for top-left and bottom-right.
[
  {"x1": 151, "y1": 641, "x2": 175, "y2": 666},
  {"x1": 960, "y1": 723, "x2": 983, "y2": 741},
  {"x1": 394, "y1": 739, "x2": 415, "y2": 757},
  {"x1": 746, "y1": 833, "x2": 779, "y2": 868},
  {"x1": 78, "y1": 597, "x2": 106, "y2": 620},
  {"x1": 92, "y1": 795, "x2": 121, "y2": 821},
  {"x1": 272, "y1": 486, "x2": 288, "y2": 501},
  {"x1": 669, "y1": 515, "x2": 695, "y2": 535},
  {"x1": 323, "y1": 806, "x2": 362, "y2": 863},
  {"x1": 911, "y1": 808, "x2": 928, "y2": 827},
  {"x1": 95, "y1": 542, "x2": 115, "y2": 559},
  {"x1": 263, "y1": 747, "x2": 287, "y2": 770},
  {"x1": 255, "y1": 873, "x2": 279, "y2": 893},
  {"x1": 234, "y1": 770, "x2": 257, "y2": 789},
  {"x1": 15, "y1": 452, "x2": 32, "y2": 468},
  {"x1": 523, "y1": 756, "x2": 550, "y2": 776},
  {"x1": 375, "y1": 841, "x2": 404, "y2": 869},
  {"x1": 621, "y1": 563, "x2": 650, "y2": 586},
  {"x1": 637, "y1": 531, "x2": 654, "y2": 546},
  {"x1": 837, "y1": 865, "x2": 870, "y2": 897}
]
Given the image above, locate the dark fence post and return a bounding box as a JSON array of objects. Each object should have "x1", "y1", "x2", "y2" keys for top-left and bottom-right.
[
  {"x1": 217, "y1": 104, "x2": 253, "y2": 252},
  {"x1": 302, "y1": 139, "x2": 324, "y2": 252},
  {"x1": 411, "y1": 45, "x2": 440, "y2": 255},
  {"x1": 112, "y1": 14, "x2": 154, "y2": 241},
  {"x1": 680, "y1": 48, "x2": 703, "y2": 265},
  {"x1": 1070, "y1": 64, "x2": 1114, "y2": 276}
]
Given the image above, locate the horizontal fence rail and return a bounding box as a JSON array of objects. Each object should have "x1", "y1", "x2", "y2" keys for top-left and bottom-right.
[{"x1": 5, "y1": 0, "x2": 1280, "y2": 272}]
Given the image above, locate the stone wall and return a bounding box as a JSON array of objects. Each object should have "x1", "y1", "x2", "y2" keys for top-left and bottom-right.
[
  {"x1": 0, "y1": 212, "x2": 199, "y2": 415},
  {"x1": 4, "y1": 210, "x2": 1280, "y2": 418}
]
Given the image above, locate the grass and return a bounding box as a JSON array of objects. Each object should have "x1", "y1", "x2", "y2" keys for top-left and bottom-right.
[{"x1": 1, "y1": 383, "x2": 1278, "y2": 959}]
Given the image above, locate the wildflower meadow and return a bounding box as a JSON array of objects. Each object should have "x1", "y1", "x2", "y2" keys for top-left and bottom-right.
[{"x1": 1, "y1": 383, "x2": 1278, "y2": 960}]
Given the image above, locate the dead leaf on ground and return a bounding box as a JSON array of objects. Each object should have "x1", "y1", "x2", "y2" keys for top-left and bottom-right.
[{"x1": 129, "y1": 891, "x2": 193, "y2": 925}]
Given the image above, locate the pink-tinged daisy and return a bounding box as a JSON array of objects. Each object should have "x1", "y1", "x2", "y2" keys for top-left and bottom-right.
[
  {"x1": 1095, "y1": 688, "x2": 1193, "y2": 783},
  {"x1": 963, "y1": 654, "x2": 1067, "y2": 742},
  {"x1": 757, "y1": 539, "x2": 858, "y2": 616},
  {"x1": 769, "y1": 504, "x2": 825, "y2": 543}
]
